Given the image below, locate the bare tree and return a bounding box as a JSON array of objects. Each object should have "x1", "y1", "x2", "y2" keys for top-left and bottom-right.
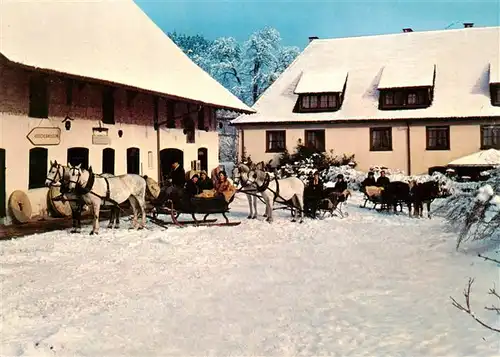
[{"x1": 450, "y1": 254, "x2": 500, "y2": 333}]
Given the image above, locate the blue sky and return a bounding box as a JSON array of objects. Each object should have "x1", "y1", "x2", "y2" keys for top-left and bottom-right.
[{"x1": 135, "y1": 0, "x2": 499, "y2": 49}]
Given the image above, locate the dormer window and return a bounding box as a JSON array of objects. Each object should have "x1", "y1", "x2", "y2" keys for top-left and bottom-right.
[
  {"x1": 294, "y1": 69, "x2": 347, "y2": 113},
  {"x1": 490, "y1": 84, "x2": 500, "y2": 106},
  {"x1": 380, "y1": 88, "x2": 431, "y2": 109},
  {"x1": 490, "y1": 61, "x2": 500, "y2": 106},
  {"x1": 299, "y1": 93, "x2": 339, "y2": 112},
  {"x1": 378, "y1": 63, "x2": 435, "y2": 110}
]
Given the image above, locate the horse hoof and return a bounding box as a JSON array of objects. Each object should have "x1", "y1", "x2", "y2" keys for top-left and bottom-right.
[
  {"x1": 291, "y1": 219, "x2": 296, "y2": 222},
  {"x1": 107, "y1": 225, "x2": 113, "y2": 229},
  {"x1": 247, "y1": 216, "x2": 252, "y2": 219},
  {"x1": 70, "y1": 229, "x2": 78, "y2": 234},
  {"x1": 115, "y1": 225, "x2": 120, "y2": 229},
  {"x1": 137, "y1": 226, "x2": 144, "y2": 230},
  {"x1": 90, "y1": 231, "x2": 96, "y2": 236}
]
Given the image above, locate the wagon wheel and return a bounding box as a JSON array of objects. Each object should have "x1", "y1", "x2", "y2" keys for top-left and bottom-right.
[{"x1": 8, "y1": 190, "x2": 32, "y2": 224}]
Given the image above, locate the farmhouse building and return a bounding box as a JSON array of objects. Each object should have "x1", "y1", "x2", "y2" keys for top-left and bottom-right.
[
  {"x1": 0, "y1": 0, "x2": 253, "y2": 223},
  {"x1": 232, "y1": 25, "x2": 500, "y2": 175}
]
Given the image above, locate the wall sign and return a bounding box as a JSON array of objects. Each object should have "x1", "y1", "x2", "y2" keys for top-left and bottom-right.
[
  {"x1": 92, "y1": 126, "x2": 110, "y2": 145},
  {"x1": 26, "y1": 127, "x2": 61, "y2": 146}
]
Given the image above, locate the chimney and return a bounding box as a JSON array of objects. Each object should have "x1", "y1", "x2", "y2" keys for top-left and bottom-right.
[
  {"x1": 402, "y1": 28, "x2": 413, "y2": 33},
  {"x1": 463, "y1": 22, "x2": 474, "y2": 28},
  {"x1": 308, "y1": 36, "x2": 319, "y2": 43}
]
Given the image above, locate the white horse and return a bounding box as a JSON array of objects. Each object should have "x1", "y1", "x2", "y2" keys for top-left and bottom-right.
[
  {"x1": 45, "y1": 161, "x2": 121, "y2": 232},
  {"x1": 247, "y1": 165, "x2": 305, "y2": 223},
  {"x1": 66, "y1": 164, "x2": 147, "y2": 235},
  {"x1": 232, "y1": 163, "x2": 262, "y2": 219}
]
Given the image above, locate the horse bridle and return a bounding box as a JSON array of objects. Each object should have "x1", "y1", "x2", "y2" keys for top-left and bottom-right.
[
  {"x1": 68, "y1": 166, "x2": 83, "y2": 188},
  {"x1": 234, "y1": 167, "x2": 254, "y2": 189},
  {"x1": 46, "y1": 163, "x2": 65, "y2": 186}
]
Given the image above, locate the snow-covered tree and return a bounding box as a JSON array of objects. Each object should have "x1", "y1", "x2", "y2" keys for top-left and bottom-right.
[
  {"x1": 167, "y1": 31, "x2": 214, "y2": 72},
  {"x1": 168, "y1": 27, "x2": 300, "y2": 106},
  {"x1": 209, "y1": 37, "x2": 245, "y2": 99},
  {"x1": 265, "y1": 45, "x2": 301, "y2": 87},
  {"x1": 433, "y1": 169, "x2": 500, "y2": 249}
]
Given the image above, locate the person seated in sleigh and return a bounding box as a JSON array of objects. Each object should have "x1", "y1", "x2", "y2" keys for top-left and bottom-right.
[
  {"x1": 195, "y1": 170, "x2": 236, "y2": 203},
  {"x1": 185, "y1": 174, "x2": 201, "y2": 197},
  {"x1": 329, "y1": 173, "x2": 351, "y2": 203},
  {"x1": 197, "y1": 170, "x2": 214, "y2": 192},
  {"x1": 304, "y1": 171, "x2": 323, "y2": 218},
  {"x1": 154, "y1": 161, "x2": 186, "y2": 205},
  {"x1": 360, "y1": 171, "x2": 376, "y2": 194}
]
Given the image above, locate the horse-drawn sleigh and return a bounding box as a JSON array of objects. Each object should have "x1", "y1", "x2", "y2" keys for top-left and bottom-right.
[
  {"x1": 147, "y1": 186, "x2": 241, "y2": 228},
  {"x1": 146, "y1": 167, "x2": 242, "y2": 228},
  {"x1": 232, "y1": 162, "x2": 351, "y2": 221},
  {"x1": 45, "y1": 161, "x2": 242, "y2": 234},
  {"x1": 361, "y1": 180, "x2": 444, "y2": 218}
]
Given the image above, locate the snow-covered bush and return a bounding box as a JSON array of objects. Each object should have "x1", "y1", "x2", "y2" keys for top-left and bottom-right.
[
  {"x1": 275, "y1": 144, "x2": 356, "y2": 182},
  {"x1": 433, "y1": 169, "x2": 500, "y2": 249}
]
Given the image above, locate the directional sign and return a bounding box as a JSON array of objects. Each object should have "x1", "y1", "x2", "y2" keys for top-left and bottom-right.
[{"x1": 26, "y1": 127, "x2": 61, "y2": 146}]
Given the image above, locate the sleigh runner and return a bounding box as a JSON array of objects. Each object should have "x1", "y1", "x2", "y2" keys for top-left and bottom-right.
[{"x1": 146, "y1": 177, "x2": 241, "y2": 228}]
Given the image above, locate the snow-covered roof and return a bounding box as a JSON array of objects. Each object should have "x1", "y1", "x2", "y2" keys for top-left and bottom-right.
[
  {"x1": 233, "y1": 26, "x2": 500, "y2": 125},
  {"x1": 490, "y1": 61, "x2": 500, "y2": 84},
  {"x1": 294, "y1": 70, "x2": 348, "y2": 94},
  {"x1": 378, "y1": 63, "x2": 435, "y2": 89},
  {"x1": 0, "y1": 0, "x2": 253, "y2": 114},
  {"x1": 448, "y1": 149, "x2": 500, "y2": 166}
]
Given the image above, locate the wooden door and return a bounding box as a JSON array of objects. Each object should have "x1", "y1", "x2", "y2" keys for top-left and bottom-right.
[
  {"x1": 127, "y1": 147, "x2": 140, "y2": 174},
  {"x1": 29, "y1": 147, "x2": 48, "y2": 189},
  {"x1": 197, "y1": 147, "x2": 208, "y2": 172},
  {"x1": 102, "y1": 148, "x2": 115, "y2": 174}
]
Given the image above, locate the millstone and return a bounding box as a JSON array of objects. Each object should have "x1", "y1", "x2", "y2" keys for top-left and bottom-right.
[{"x1": 8, "y1": 190, "x2": 32, "y2": 224}]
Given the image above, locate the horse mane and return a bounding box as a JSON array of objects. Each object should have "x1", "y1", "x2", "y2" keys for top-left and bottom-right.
[{"x1": 237, "y1": 163, "x2": 250, "y2": 173}]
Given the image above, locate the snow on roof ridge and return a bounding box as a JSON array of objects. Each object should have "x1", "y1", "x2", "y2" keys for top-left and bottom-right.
[{"x1": 308, "y1": 25, "x2": 500, "y2": 43}]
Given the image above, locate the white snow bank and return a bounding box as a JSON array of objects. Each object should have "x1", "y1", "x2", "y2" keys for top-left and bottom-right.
[{"x1": 0, "y1": 194, "x2": 498, "y2": 356}]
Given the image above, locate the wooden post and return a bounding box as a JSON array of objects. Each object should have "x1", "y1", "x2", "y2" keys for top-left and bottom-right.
[{"x1": 153, "y1": 96, "x2": 161, "y2": 183}]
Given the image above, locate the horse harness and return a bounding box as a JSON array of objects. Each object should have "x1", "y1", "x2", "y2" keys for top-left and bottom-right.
[
  {"x1": 254, "y1": 172, "x2": 282, "y2": 203},
  {"x1": 69, "y1": 167, "x2": 121, "y2": 209}
]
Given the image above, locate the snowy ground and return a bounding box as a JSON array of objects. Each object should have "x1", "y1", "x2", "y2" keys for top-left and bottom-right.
[{"x1": 1, "y1": 193, "x2": 499, "y2": 356}]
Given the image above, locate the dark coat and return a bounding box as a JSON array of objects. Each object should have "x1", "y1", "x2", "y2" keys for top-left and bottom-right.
[
  {"x1": 361, "y1": 177, "x2": 376, "y2": 187},
  {"x1": 376, "y1": 176, "x2": 390, "y2": 187},
  {"x1": 307, "y1": 177, "x2": 324, "y2": 199},
  {"x1": 185, "y1": 180, "x2": 201, "y2": 196},
  {"x1": 197, "y1": 178, "x2": 214, "y2": 191},
  {"x1": 170, "y1": 166, "x2": 186, "y2": 187},
  {"x1": 333, "y1": 180, "x2": 348, "y2": 192}
]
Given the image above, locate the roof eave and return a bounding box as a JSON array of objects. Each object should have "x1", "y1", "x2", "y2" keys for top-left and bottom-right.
[
  {"x1": 1, "y1": 54, "x2": 255, "y2": 114},
  {"x1": 230, "y1": 115, "x2": 500, "y2": 126}
]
